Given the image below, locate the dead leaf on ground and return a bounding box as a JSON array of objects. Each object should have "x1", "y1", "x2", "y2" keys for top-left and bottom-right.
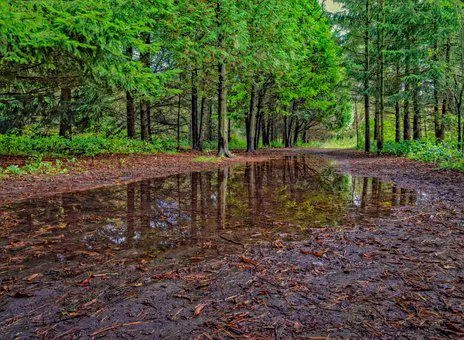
[
  {"x1": 240, "y1": 256, "x2": 258, "y2": 266},
  {"x1": 194, "y1": 303, "x2": 207, "y2": 317}
]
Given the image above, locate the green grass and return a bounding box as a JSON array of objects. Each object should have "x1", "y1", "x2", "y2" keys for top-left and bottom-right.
[
  {"x1": 192, "y1": 155, "x2": 223, "y2": 163},
  {"x1": 381, "y1": 140, "x2": 464, "y2": 172},
  {"x1": 299, "y1": 136, "x2": 357, "y2": 149}
]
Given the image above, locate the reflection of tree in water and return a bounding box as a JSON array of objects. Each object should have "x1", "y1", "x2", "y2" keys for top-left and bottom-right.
[{"x1": 0, "y1": 156, "x2": 419, "y2": 280}]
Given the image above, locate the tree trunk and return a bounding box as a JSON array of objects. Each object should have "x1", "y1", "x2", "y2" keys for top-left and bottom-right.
[
  {"x1": 140, "y1": 100, "x2": 150, "y2": 142},
  {"x1": 246, "y1": 82, "x2": 258, "y2": 152},
  {"x1": 59, "y1": 87, "x2": 72, "y2": 138},
  {"x1": 403, "y1": 57, "x2": 411, "y2": 141},
  {"x1": 293, "y1": 118, "x2": 300, "y2": 146},
  {"x1": 395, "y1": 64, "x2": 401, "y2": 143},
  {"x1": 198, "y1": 96, "x2": 207, "y2": 151},
  {"x1": 191, "y1": 70, "x2": 200, "y2": 150},
  {"x1": 126, "y1": 91, "x2": 136, "y2": 139},
  {"x1": 217, "y1": 62, "x2": 231, "y2": 157},
  {"x1": 377, "y1": 0, "x2": 385, "y2": 153},
  {"x1": 140, "y1": 34, "x2": 151, "y2": 142},
  {"x1": 364, "y1": 0, "x2": 371, "y2": 152},
  {"x1": 216, "y1": 1, "x2": 232, "y2": 157},
  {"x1": 126, "y1": 47, "x2": 136, "y2": 139},
  {"x1": 413, "y1": 83, "x2": 421, "y2": 140}
]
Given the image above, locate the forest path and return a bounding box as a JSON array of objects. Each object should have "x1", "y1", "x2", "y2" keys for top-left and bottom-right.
[
  {"x1": 0, "y1": 149, "x2": 463, "y2": 338},
  {"x1": 1, "y1": 148, "x2": 463, "y2": 205}
]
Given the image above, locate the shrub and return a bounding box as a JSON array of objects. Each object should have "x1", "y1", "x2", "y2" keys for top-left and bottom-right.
[{"x1": 382, "y1": 140, "x2": 464, "y2": 172}]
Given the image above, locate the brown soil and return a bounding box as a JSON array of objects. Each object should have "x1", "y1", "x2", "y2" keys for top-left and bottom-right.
[{"x1": 0, "y1": 149, "x2": 463, "y2": 338}]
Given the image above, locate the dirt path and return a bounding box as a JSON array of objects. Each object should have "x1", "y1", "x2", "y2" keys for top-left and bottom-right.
[{"x1": 0, "y1": 149, "x2": 463, "y2": 338}]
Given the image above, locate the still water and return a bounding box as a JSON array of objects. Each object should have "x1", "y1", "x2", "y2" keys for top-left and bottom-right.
[{"x1": 0, "y1": 156, "x2": 418, "y2": 280}]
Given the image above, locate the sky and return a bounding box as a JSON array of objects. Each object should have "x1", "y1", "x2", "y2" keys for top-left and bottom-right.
[{"x1": 322, "y1": 0, "x2": 343, "y2": 13}]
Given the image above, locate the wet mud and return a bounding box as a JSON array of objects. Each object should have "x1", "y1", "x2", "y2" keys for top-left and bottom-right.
[{"x1": 0, "y1": 151, "x2": 463, "y2": 338}]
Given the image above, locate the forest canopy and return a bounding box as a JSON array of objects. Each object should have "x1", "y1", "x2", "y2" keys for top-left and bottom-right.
[{"x1": 0, "y1": 0, "x2": 349, "y2": 156}]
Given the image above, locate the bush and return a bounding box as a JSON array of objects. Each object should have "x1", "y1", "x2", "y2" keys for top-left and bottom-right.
[
  {"x1": 0, "y1": 134, "x2": 180, "y2": 157},
  {"x1": 382, "y1": 140, "x2": 464, "y2": 172}
]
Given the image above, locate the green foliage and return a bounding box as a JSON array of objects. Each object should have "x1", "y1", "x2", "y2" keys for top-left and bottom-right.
[
  {"x1": 0, "y1": 156, "x2": 69, "y2": 178},
  {"x1": 382, "y1": 140, "x2": 464, "y2": 171},
  {"x1": 0, "y1": 134, "x2": 178, "y2": 157}
]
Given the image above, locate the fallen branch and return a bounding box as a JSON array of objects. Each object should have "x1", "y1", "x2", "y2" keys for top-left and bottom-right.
[{"x1": 219, "y1": 235, "x2": 245, "y2": 247}]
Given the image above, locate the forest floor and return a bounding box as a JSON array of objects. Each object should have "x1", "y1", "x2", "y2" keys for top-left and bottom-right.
[{"x1": 0, "y1": 149, "x2": 463, "y2": 338}]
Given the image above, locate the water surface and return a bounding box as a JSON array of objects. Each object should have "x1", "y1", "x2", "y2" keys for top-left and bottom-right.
[{"x1": 0, "y1": 155, "x2": 418, "y2": 282}]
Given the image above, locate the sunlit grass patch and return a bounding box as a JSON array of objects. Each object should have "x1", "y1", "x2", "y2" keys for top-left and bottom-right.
[{"x1": 192, "y1": 155, "x2": 223, "y2": 163}]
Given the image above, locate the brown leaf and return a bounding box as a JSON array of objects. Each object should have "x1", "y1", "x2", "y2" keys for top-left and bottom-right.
[
  {"x1": 240, "y1": 256, "x2": 258, "y2": 266},
  {"x1": 77, "y1": 275, "x2": 94, "y2": 287},
  {"x1": 194, "y1": 303, "x2": 207, "y2": 317},
  {"x1": 24, "y1": 273, "x2": 42, "y2": 282}
]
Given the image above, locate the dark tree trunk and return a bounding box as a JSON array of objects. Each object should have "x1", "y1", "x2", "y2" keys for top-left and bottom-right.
[
  {"x1": 140, "y1": 34, "x2": 151, "y2": 142},
  {"x1": 207, "y1": 101, "x2": 214, "y2": 141},
  {"x1": 364, "y1": 0, "x2": 371, "y2": 152},
  {"x1": 293, "y1": 118, "x2": 300, "y2": 145},
  {"x1": 246, "y1": 82, "x2": 258, "y2": 152},
  {"x1": 395, "y1": 64, "x2": 401, "y2": 143},
  {"x1": 126, "y1": 47, "x2": 136, "y2": 139},
  {"x1": 413, "y1": 83, "x2": 421, "y2": 140},
  {"x1": 217, "y1": 63, "x2": 231, "y2": 157},
  {"x1": 216, "y1": 2, "x2": 232, "y2": 157},
  {"x1": 191, "y1": 71, "x2": 200, "y2": 150},
  {"x1": 377, "y1": 0, "x2": 385, "y2": 153},
  {"x1": 198, "y1": 96, "x2": 207, "y2": 151},
  {"x1": 126, "y1": 91, "x2": 136, "y2": 139},
  {"x1": 403, "y1": 58, "x2": 411, "y2": 141},
  {"x1": 140, "y1": 100, "x2": 150, "y2": 142},
  {"x1": 59, "y1": 87, "x2": 72, "y2": 138}
]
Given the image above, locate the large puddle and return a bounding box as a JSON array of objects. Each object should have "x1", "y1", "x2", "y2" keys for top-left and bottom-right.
[{"x1": 0, "y1": 155, "x2": 419, "y2": 284}]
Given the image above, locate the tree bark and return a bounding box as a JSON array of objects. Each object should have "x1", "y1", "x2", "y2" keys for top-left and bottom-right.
[
  {"x1": 59, "y1": 87, "x2": 72, "y2": 138},
  {"x1": 216, "y1": 1, "x2": 232, "y2": 157},
  {"x1": 403, "y1": 57, "x2": 411, "y2": 141},
  {"x1": 395, "y1": 64, "x2": 401, "y2": 143},
  {"x1": 246, "y1": 82, "x2": 258, "y2": 152},
  {"x1": 413, "y1": 83, "x2": 421, "y2": 140},
  {"x1": 377, "y1": 0, "x2": 385, "y2": 153},
  {"x1": 191, "y1": 70, "x2": 199, "y2": 150},
  {"x1": 126, "y1": 91, "x2": 136, "y2": 139},
  {"x1": 364, "y1": 0, "x2": 371, "y2": 152}
]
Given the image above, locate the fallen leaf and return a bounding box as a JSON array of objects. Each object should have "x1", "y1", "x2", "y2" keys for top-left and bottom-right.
[
  {"x1": 240, "y1": 256, "x2": 258, "y2": 266},
  {"x1": 194, "y1": 303, "x2": 207, "y2": 317},
  {"x1": 77, "y1": 275, "x2": 94, "y2": 287},
  {"x1": 300, "y1": 249, "x2": 327, "y2": 257},
  {"x1": 24, "y1": 273, "x2": 42, "y2": 282}
]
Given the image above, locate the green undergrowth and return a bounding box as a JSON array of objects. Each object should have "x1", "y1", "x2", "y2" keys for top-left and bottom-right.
[
  {"x1": 0, "y1": 134, "x2": 180, "y2": 157},
  {"x1": 381, "y1": 140, "x2": 464, "y2": 172},
  {"x1": 0, "y1": 156, "x2": 71, "y2": 178}
]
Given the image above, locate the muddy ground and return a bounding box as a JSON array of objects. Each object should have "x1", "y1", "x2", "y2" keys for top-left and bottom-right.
[{"x1": 0, "y1": 149, "x2": 463, "y2": 338}]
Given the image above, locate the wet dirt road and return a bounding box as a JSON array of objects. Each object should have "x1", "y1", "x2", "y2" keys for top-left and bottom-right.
[{"x1": 0, "y1": 150, "x2": 463, "y2": 338}]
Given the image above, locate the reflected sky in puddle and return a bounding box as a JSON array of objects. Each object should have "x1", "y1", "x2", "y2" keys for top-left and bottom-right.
[{"x1": 0, "y1": 155, "x2": 420, "y2": 280}]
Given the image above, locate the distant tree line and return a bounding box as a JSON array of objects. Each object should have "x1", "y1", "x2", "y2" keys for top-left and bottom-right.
[
  {"x1": 336, "y1": 0, "x2": 464, "y2": 151},
  {"x1": 0, "y1": 0, "x2": 351, "y2": 156}
]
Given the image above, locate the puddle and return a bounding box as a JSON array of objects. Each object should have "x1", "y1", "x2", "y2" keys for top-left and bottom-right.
[{"x1": 0, "y1": 155, "x2": 418, "y2": 281}]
